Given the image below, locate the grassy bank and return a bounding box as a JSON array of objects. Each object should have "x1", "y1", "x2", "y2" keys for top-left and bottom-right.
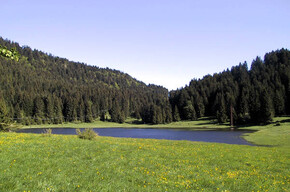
[
  {"x1": 241, "y1": 117, "x2": 290, "y2": 148},
  {"x1": 0, "y1": 132, "x2": 289, "y2": 191},
  {"x1": 21, "y1": 117, "x2": 230, "y2": 129}
]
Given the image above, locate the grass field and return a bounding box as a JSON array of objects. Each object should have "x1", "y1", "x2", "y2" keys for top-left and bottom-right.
[
  {"x1": 0, "y1": 133, "x2": 289, "y2": 192},
  {"x1": 1, "y1": 117, "x2": 289, "y2": 191}
]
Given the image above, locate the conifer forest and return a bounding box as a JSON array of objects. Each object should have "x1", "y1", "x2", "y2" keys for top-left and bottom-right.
[{"x1": 0, "y1": 37, "x2": 289, "y2": 126}]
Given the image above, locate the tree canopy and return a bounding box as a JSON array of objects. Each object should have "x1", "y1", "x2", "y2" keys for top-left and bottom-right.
[{"x1": 170, "y1": 49, "x2": 290, "y2": 124}]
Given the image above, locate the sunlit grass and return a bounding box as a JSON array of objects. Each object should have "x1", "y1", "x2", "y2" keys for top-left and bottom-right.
[
  {"x1": 0, "y1": 132, "x2": 289, "y2": 191},
  {"x1": 242, "y1": 116, "x2": 290, "y2": 148}
]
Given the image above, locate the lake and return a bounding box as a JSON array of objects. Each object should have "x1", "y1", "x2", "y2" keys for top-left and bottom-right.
[{"x1": 17, "y1": 128, "x2": 255, "y2": 145}]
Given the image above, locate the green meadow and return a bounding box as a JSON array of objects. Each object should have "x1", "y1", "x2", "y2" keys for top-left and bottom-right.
[{"x1": 1, "y1": 117, "x2": 289, "y2": 191}]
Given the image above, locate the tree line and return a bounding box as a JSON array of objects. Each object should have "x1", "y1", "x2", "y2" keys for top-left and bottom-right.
[
  {"x1": 169, "y1": 48, "x2": 290, "y2": 124},
  {"x1": 0, "y1": 36, "x2": 289, "y2": 128}
]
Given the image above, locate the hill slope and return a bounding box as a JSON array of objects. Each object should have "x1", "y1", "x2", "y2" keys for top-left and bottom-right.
[{"x1": 0, "y1": 37, "x2": 172, "y2": 125}]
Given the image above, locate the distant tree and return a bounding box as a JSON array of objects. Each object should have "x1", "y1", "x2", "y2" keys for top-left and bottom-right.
[
  {"x1": 110, "y1": 101, "x2": 125, "y2": 123},
  {"x1": 152, "y1": 105, "x2": 163, "y2": 124},
  {"x1": 164, "y1": 105, "x2": 173, "y2": 123},
  {"x1": 259, "y1": 89, "x2": 273, "y2": 123},
  {"x1": 183, "y1": 100, "x2": 197, "y2": 120},
  {"x1": 194, "y1": 94, "x2": 205, "y2": 118},
  {"x1": 172, "y1": 105, "x2": 181, "y2": 122},
  {"x1": 63, "y1": 98, "x2": 77, "y2": 122},
  {"x1": 273, "y1": 89, "x2": 285, "y2": 115},
  {"x1": 141, "y1": 104, "x2": 154, "y2": 124},
  {"x1": 249, "y1": 85, "x2": 261, "y2": 123},
  {"x1": 216, "y1": 93, "x2": 227, "y2": 123},
  {"x1": 33, "y1": 97, "x2": 44, "y2": 124},
  {"x1": 53, "y1": 97, "x2": 63, "y2": 124},
  {"x1": 44, "y1": 96, "x2": 54, "y2": 124},
  {"x1": 0, "y1": 98, "x2": 10, "y2": 131},
  {"x1": 85, "y1": 100, "x2": 93, "y2": 123},
  {"x1": 77, "y1": 99, "x2": 85, "y2": 122}
]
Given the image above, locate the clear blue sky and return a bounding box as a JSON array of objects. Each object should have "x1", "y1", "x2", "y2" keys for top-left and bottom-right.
[{"x1": 1, "y1": 0, "x2": 289, "y2": 90}]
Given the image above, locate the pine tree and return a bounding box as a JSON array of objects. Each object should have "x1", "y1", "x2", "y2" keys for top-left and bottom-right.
[
  {"x1": 14, "y1": 104, "x2": 23, "y2": 124},
  {"x1": 44, "y1": 96, "x2": 54, "y2": 124},
  {"x1": 273, "y1": 89, "x2": 285, "y2": 115},
  {"x1": 183, "y1": 100, "x2": 197, "y2": 120},
  {"x1": 216, "y1": 94, "x2": 227, "y2": 123},
  {"x1": 85, "y1": 101, "x2": 93, "y2": 123},
  {"x1": 0, "y1": 98, "x2": 10, "y2": 131},
  {"x1": 110, "y1": 100, "x2": 125, "y2": 123},
  {"x1": 33, "y1": 97, "x2": 44, "y2": 124},
  {"x1": 77, "y1": 99, "x2": 85, "y2": 122},
  {"x1": 259, "y1": 89, "x2": 273, "y2": 123},
  {"x1": 53, "y1": 97, "x2": 63, "y2": 124},
  {"x1": 195, "y1": 94, "x2": 205, "y2": 118},
  {"x1": 173, "y1": 105, "x2": 181, "y2": 122}
]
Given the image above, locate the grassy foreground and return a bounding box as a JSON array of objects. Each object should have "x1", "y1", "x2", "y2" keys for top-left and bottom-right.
[
  {"x1": 0, "y1": 132, "x2": 289, "y2": 191},
  {"x1": 2, "y1": 117, "x2": 289, "y2": 191}
]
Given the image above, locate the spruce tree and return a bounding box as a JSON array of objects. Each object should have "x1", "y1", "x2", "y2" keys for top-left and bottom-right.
[
  {"x1": 259, "y1": 89, "x2": 273, "y2": 123},
  {"x1": 53, "y1": 97, "x2": 63, "y2": 124},
  {"x1": 85, "y1": 101, "x2": 93, "y2": 123},
  {"x1": 216, "y1": 94, "x2": 227, "y2": 123},
  {"x1": 0, "y1": 98, "x2": 10, "y2": 131},
  {"x1": 273, "y1": 89, "x2": 285, "y2": 115},
  {"x1": 173, "y1": 105, "x2": 181, "y2": 121},
  {"x1": 183, "y1": 100, "x2": 197, "y2": 120}
]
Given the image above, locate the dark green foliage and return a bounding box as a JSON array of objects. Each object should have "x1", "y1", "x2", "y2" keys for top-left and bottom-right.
[
  {"x1": 170, "y1": 49, "x2": 290, "y2": 125},
  {"x1": 85, "y1": 101, "x2": 93, "y2": 123},
  {"x1": 0, "y1": 98, "x2": 10, "y2": 131},
  {"x1": 216, "y1": 93, "x2": 227, "y2": 123},
  {"x1": 110, "y1": 100, "x2": 125, "y2": 123},
  {"x1": 259, "y1": 89, "x2": 273, "y2": 123},
  {"x1": 172, "y1": 105, "x2": 181, "y2": 122},
  {"x1": 273, "y1": 89, "x2": 285, "y2": 116},
  {"x1": 0, "y1": 37, "x2": 288, "y2": 126},
  {"x1": 0, "y1": 37, "x2": 172, "y2": 125},
  {"x1": 53, "y1": 97, "x2": 64, "y2": 124},
  {"x1": 183, "y1": 100, "x2": 197, "y2": 120},
  {"x1": 44, "y1": 96, "x2": 54, "y2": 124}
]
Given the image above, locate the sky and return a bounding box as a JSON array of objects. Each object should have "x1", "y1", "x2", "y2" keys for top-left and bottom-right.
[{"x1": 1, "y1": 0, "x2": 289, "y2": 90}]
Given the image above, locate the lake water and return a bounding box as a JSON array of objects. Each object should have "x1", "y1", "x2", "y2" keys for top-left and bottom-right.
[{"x1": 17, "y1": 128, "x2": 255, "y2": 146}]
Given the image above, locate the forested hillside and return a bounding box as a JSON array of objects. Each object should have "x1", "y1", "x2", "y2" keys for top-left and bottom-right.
[
  {"x1": 170, "y1": 49, "x2": 290, "y2": 124},
  {"x1": 0, "y1": 37, "x2": 172, "y2": 126},
  {"x1": 1, "y1": 37, "x2": 289, "y2": 127}
]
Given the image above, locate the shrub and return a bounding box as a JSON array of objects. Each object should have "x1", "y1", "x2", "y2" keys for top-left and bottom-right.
[
  {"x1": 76, "y1": 128, "x2": 98, "y2": 140},
  {"x1": 42, "y1": 128, "x2": 52, "y2": 137}
]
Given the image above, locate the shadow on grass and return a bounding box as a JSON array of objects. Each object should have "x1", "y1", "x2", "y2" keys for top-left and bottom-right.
[
  {"x1": 196, "y1": 121, "x2": 219, "y2": 125},
  {"x1": 127, "y1": 119, "x2": 144, "y2": 125},
  {"x1": 276, "y1": 119, "x2": 290, "y2": 123}
]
